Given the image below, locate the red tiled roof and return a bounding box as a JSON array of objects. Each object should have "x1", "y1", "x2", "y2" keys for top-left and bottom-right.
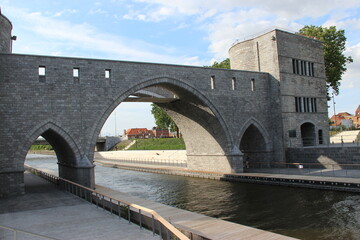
[
  {"x1": 126, "y1": 128, "x2": 149, "y2": 135},
  {"x1": 356, "y1": 105, "x2": 360, "y2": 116}
]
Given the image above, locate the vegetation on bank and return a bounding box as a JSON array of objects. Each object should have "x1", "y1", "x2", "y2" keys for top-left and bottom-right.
[
  {"x1": 127, "y1": 138, "x2": 185, "y2": 150},
  {"x1": 30, "y1": 145, "x2": 53, "y2": 151},
  {"x1": 112, "y1": 140, "x2": 133, "y2": 150}
]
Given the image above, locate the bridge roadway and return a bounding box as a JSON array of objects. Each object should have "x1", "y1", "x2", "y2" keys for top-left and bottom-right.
[{"x1": 0, "y1": 171, "x2": 157, "y2": 240}]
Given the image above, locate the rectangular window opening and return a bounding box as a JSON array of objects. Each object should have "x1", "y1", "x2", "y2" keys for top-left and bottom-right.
[
  {"x1": 251, "y1": 78, "x2": 255, "y2": 91},
  {"x1": 73, "y1": 68, "x2": 79, "y2": 78},
  {"x1": 232, "y1": 77, "x2": 236, "y2": 90},
  {"x1": 39, "y1": 66, "x2": 46, "y2": 76},
  {"x1": 318, "y1": 130, "x2": 323, "y2": 144},
  {"x1": 210, "y1": 76, "x2": 215, "y2": 89},
  {"x1": 105, "y1": 69, "x2": 111, "y2": 79}
]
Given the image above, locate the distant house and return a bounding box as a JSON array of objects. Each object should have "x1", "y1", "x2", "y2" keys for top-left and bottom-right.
[
  {"x1": 125, "y1": 128, "x2": 151, "y2": 139},
  {"x1": 330, "y1": 105, "x2": 360, "y2": 128},
  {"x1": 151, "y1": 127, "x2": 170, "y2": 138}
]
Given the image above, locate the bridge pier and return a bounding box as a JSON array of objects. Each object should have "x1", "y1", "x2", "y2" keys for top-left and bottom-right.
[
  {"x1": 58, "y1": 163, "x2": 95, "y2": 189},
  {"x1": 0, "y1": 170, "x2": 25, "y2": 197}
]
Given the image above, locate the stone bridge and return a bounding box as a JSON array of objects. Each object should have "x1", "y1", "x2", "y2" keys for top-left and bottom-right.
[{"x1": 0, "y1": 10, "x2": 329, "y2": 197}]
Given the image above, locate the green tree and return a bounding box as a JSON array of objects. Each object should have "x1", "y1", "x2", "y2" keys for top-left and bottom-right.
[
  {"x1": 298, "y1": 25, "x2": 353, "y2": 95},
  {"x1": 209, "y1": 58, "x2": 230, "y2": 69},
  {"x1": 151, "y1": 104, "x2": 178, "y2": 132}
]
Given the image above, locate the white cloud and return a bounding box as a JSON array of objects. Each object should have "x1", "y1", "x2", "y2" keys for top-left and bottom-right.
[
  {"x1": 53, "y1": 9, "x2": 77, "y2": 17},
  {"x1": 341, "y1": 43, "x2": 360, "y2": 89},
  {"x1": 7, "y1": 6, "x2": 200, "y2": 65},
  {"x1": 120, "y1": 0, "x2": 360, "y2": 60}
]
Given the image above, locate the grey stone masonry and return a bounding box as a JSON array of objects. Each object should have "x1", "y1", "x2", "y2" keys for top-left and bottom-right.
[
  {"x1": 229, "y1": 29, "x2": 329, "y2": 148},
  {"x1": 0, "y1": 9, "x2": 12, "y2": 53},
  {"x1": 286, "y1": 146, "x2": 360, "y2": 166},
  {"x1": 0, "y1": 11, "x2": 331, "y2": 197}
]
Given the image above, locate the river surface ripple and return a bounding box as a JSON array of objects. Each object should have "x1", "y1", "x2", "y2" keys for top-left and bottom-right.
[{"x1": 26, "y1": 156, "x2": 360, "y2": 240}]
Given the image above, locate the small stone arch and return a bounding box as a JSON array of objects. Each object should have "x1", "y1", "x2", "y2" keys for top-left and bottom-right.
[
  {"x1": 300, "y1": 121, "x2": 316, "y2": 146},
  {"x1": 17, "y1": 121, "x2": 94, "y2": 187},
  {"x1": 238, "y1": 118, "x2": 273, "y2": 167},
  {"x1": 16, "y1": 121, "x2": 82, "y2": 170}
]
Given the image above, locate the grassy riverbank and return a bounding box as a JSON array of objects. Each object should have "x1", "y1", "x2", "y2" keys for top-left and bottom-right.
[{"x1": 127, "y1": 138, "x2": 185, "y2": 150}]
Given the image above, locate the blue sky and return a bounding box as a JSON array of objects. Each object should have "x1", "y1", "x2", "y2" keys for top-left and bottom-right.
[{"x1": 1, "y1": 0, "x2": 360, "y2": 136}]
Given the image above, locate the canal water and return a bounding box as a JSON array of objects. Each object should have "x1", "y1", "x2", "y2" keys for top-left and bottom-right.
[{"x1": 25, "y1": 155, "x2": 360, "y2": 240}]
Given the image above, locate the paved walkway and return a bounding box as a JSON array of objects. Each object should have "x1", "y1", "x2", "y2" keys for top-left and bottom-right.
[{"x1": 0, "y1": 172, "x2": 157, "y2": 240}]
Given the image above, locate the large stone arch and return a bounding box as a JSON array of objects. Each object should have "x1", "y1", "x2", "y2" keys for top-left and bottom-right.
[
  {"x1": 238, "y1": 118, "x2": 273, "y2": 167},
  {"x1": 89, "y1": 76, "x2": 242, "y2": 173},
  {"x1": 16, "y1": 121, "x2": 94, "y2": 188}
]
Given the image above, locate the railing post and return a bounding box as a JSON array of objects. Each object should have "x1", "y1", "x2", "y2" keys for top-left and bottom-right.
[
  {"x1": 110, "y1": 198, "x2": 113, "y2": 215},
  {"x1": 96, "y1": 193, "x2": 99, "y2": 208},
  {"x1": 159, "y1": 221, "x2": 162, "y2": 240},
  {"x1": 128, "y1": 205, "x2": 131, "y2": 224},
  {"x1": 102, "y1": 195, "x2": 105, "y2": 210},
  {"x1": 118, "y1": 202, "x2": 121, "y2": 218},
  {"x1": 139, "y1": 209, "x2": 142, "y2": 229},
  {"x1": 152, "y1": 215, "x2": 155, "y2": 236}
]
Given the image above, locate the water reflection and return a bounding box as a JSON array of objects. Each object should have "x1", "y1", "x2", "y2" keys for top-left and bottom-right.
[{"x1": 26, "y1": 157, "x2": 360, "y2": 240}]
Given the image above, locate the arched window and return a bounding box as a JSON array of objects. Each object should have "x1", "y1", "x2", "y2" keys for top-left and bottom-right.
[{"x1": 301, "y1": 122, "x2": 315, "y2": 146}]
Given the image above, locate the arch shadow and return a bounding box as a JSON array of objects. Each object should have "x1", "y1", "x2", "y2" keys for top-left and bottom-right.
[{"x1": 238, "y1": 118, "x2": 273, "y2": 167}]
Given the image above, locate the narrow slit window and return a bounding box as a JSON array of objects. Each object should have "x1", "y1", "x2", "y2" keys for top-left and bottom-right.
[
  {"x1": 73, "y1": 68, "x2": 79, "y2": 78},
  {"x1": 318, "y1": 130, "x2": 323, "y2": 144},
  {"x1": 232, "y1": 77, "x2": 236, "y2": 90},
  {"x1": 105, "y1": 69, "x2": 111, "y2": 79},
  {"x1": 210, "y1": 76, "x2": 215, "y2": 89},
  {"x1": 292, "y1": 59, "x2": 296, "y2": 74},
  {"x1": 311, "y1": 63, "x2": 314, "y2": 76},
  {"x1": 39, "y1": 66, "x2": 46, "y2": 76},
  {"x1": 295, "y1": 60, "x2": 299, "y2": 74},
  {"x1": 251, "y1": 78, "x2": 255, "y2": 91}
]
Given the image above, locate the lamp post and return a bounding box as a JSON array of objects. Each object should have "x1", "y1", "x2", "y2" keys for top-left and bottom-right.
[
  {"x1": 332, "y1": 91, "x2": 336, "y2": 127},
  {"x1": 114, "y1": 109, "x2": 117, "y2": 136}
]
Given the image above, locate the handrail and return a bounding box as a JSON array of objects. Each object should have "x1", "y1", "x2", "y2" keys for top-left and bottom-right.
[
  {"x1": 248, "y1": 162, "x2": 360, "y2": 167},
  {"x1": 24, "y1": 164, "x2": 189, "y2": 240}
]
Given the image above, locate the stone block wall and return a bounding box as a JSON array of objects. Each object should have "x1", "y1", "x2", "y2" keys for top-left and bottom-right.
[
  {"x1": 229, "y1": 29, "x2": 329, "y2": 149},
  {"x1": 286, "y1": 146, "x2": 360, "y2": 166}
]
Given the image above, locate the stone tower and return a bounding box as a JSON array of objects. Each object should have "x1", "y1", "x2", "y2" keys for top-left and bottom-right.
[
  {"x1": 229, "y1": 29, "x2": 329, "y2": 148},
  {"x1": 0, "y1": 8, "x2": 13, "y2": 53}
]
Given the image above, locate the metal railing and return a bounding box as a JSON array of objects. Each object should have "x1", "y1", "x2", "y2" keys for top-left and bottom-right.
[
  {"x1": 246, "y1": 162, "x2": 360, "y2": 178},
  {"x1": 329, "y1": 135, "x2": 360, "y2": 145},
  {"x1": 0, "y1": 225, "x2": 56, "y2": 240},
  {"x1": 25, "y1": 165, "x2": 189, "y2": 240},
  {"x1": 98, "y1": 157, "x2": 187, "y2": 168}
]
